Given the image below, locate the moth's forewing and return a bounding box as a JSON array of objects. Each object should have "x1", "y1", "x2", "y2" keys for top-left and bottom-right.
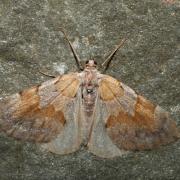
[
  {"x1": 98, "y1": 75, "x2": 179, "y2": 153},
  {"x1": 0, "y1": 73, "x2": 82, "y2": 155}
]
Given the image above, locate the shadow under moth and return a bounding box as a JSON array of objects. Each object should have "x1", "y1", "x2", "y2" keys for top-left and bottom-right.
[{"x1": 0, "y1": 29, "x2": 179, "y2": 158}]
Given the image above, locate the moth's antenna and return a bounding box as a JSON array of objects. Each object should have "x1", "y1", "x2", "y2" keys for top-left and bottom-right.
[
  {"x1": 59, "y1": 28, "x2": 83, "y2": 71},
  {"x1": 101, "y1": 38, "x2": 127, "y2": 72}
]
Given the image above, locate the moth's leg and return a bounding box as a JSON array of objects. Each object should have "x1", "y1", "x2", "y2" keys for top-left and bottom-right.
[
  {"x1": 59, "y1": 28, "x2": 83, "y2": 71},
  {"x1": 39, "y1": 70, "x2": 56, "y2": 78},
  {"x1": 101, "y1": 38, "x2": 127, "y2": 72}
]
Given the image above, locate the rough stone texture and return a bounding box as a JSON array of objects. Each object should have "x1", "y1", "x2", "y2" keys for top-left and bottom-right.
[{"x1": 0, "y1": 0, "x2": 179, "y2": 179}]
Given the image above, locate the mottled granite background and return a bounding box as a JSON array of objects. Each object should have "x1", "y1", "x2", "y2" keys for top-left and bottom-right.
[{"x1": 0, "y1": 0, "x2": 179, "y2": 179}]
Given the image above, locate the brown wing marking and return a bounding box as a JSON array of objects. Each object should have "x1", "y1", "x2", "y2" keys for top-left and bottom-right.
[
  {"x1": 0, "y1": 73, "x2": 81, "y2": 148},
  {"x1": 106, "y1": 95, "x2": 156, "y2": 131},
  {"x1": 99, "y1": 76, "x2": 179, "y2": 152}
]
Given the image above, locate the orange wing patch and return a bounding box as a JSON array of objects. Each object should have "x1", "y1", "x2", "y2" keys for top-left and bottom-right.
[
  {"x1": 56, "y1": 73, "x2": 80, "y2": 98},
  {"x1": 99, "y1": 75, "x2": 124, "y2": 101},
  {"x1": 14, "y1": 86, "x2": 40, "y2": 117},
  {"x1": 106, "y1": 96, "x2": 156, "y2": 130},
  {"x1": 134, "y1": 95, "x2": 156, "y2": 129}
]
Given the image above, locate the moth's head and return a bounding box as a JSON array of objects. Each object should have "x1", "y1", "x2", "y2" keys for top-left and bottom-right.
[{"x1": 85, "y1": 60, "x2": 97, "y2": 69}]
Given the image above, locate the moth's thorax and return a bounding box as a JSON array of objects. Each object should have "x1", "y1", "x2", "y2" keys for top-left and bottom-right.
[{"x1": 80, "y1": 68, "x2": 99, "y2": 117}]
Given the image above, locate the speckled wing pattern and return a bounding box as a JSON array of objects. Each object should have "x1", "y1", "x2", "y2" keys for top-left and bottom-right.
[
  {"x1": 0, "y1": 73, "x2": 82, "y2": 154},
  {"x1": 93, "y1": 75, "x2": 179, "y2": 157}
]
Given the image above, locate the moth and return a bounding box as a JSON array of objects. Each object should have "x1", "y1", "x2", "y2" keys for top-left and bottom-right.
[{"x1": 0, "y1": 29, "x2": 179, "y2": 158}]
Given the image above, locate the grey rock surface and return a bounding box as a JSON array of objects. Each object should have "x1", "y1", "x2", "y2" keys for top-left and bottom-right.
[{"x1": 0, "y1": 0, "x2": 179, "y2": 179}]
